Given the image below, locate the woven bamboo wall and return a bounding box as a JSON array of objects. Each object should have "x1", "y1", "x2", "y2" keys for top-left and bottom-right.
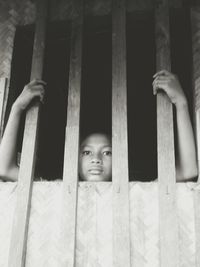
[
  {"x1": 0, "y1": 0, "x2": 197, "y2": 87},
  {"x1": 0, "y1": 0, "x2": 35, "y2": 78},
  {"x1": 50, "y1": 0, "x2": 194, "y2": 20},
  {"x1": 0, "y1": 181, "x2": 196, "y2": 267},
  {"x1": 0, "y1": 0, "x2": 35, "y2": 135}
]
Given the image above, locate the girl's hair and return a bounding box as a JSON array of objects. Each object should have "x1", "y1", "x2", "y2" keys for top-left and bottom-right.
[{"x1": 79, "y1": 130, "x2": 111, "y2": 145}]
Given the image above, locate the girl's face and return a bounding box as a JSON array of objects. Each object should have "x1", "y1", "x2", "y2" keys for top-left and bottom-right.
[{"x1": 79, "y1": 133, "x2": 112, "y2": 181}]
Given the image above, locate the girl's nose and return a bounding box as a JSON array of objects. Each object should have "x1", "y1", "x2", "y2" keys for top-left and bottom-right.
[{"x1": 91, "y1": 156, "x2": 102, "y2": 164}]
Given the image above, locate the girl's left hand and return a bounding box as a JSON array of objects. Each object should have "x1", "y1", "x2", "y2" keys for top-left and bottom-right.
[{"x1": 152, "y1": 70, "x2": 187, "y2": 107}]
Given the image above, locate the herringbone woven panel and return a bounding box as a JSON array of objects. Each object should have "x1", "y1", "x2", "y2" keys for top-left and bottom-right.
[
  {"x1": 76, "y1": 183, "x2": 112, "y2": 267},
  {"x1": 0, "y1": 181, "x2": 197, "y2": 267},
  {"x1": 177, "y1": 184, "x2": 196, "y2": 267},
  {"x1": 0, "y1": 1, "x2": 35, "y2": 133},
  {"x1": 0, "y1": 182, "x2": 17, "y2": 267},
  {"x1": 130, "y1": 182, "x2": 159, "y2": 267},
  {"x1": 25, "y1": 182, "x2": 62, "y2": 267},
  {"x1": 0, "y1": 0, "x2": 35, "y2": 78}
]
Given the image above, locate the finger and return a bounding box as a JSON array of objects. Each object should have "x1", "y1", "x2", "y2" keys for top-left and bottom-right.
[
  {"x1": 32, "y1": 90, "x2": 45, "y2": 104},
  {"x1": 31, "y1": 87, "x2": 45, "y2": 97},
  {"x1": 153, "y1": 69, "x2": 171, "y2": 78},
  {"x1": 153, "y1": 79, "x2": 168, "y2": 88},
  {"x1": 152, "y1": 84, "x2": 157, "y2": 95},
  {"x1": 152, "y1": 79, "x2": 158, "y2": 88},
  {"x1": 153, "y1": 69, "x2": 171, "y2": 76},
  {"x1": 29, "y1": 79, "x2": 47, "y2": 86},
  {"x1": 40, "y1": 94, "x2": 45, "y2": 103},
  {"x1": 153, "y1": 76, "x2": 170, "y2": 83},
  {"x1": 28, "y1": 85, "x2": 45, "y2": 93},
  {"x1": 34, "y1": 85, "x2": 45, "y2": 91},
  {"x1": 154, "y1": 81, "x2": 169, "y2": 92},
  {"x1": 152, "y1": 82, "x2": 161, "y2": 95},
  {"x1": 153, "y1": 84, "x2": 162, "y2": 95},
  {"x1": 152, "y1": 78, "x2": 169, "y2": 88}
]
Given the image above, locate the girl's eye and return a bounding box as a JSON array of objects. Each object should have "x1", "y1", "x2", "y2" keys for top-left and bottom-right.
[
  {"x1": 103, "y1": 151, "x2": 112, "y2": 156},
  {"x1": 82, "y1": 150, "x2": 92, "y2": 156}
]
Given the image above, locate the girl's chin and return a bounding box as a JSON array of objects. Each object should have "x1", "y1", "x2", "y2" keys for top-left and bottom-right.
[
  {"x1": 82, "y1": 174, "x2": 110, "y2": 182},
  {"x1": 86, "y1": 175, "x2": 105, "y2": 182}
]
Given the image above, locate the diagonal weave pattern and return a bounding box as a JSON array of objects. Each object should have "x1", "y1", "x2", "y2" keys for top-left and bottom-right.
[
  {"x1": 0, "y1": 0, "x2": 35, "y2": 78},
  {"x1": 51, "y1": 0, "x2": 184, "y2": 20},
  {"x1": 130, "y1": 183, "x2": 160, "y2": 267},
  {"x1": 0, "y1": 181, "x2": 197, "y2": 267},
  {"x1": 0, "y1": 182, "x2": 17, "y2": 267},
  {"x1": 177, "y1": 185, "x2": 196, "y2": 267}
]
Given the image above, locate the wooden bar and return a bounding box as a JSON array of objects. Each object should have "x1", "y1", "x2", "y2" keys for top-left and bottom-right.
[
  {"x1": 112, "y1": 0, "x2": 131, "y2": 267},
  {"x1": 60, "y1": 0, "x2": 83, "y2": 266},
  {"x1": 191, "y1": 7, "x2": 200, "y2": 179},
  {"x1": 191, "y1": 7, "x2": 200, "y2": 267},
  {"x1": 155, "y1": 1, "x2": 179, "y2": 267},
  {"x1": 0, "y1": 78, "x2": 8, "y2": 141},
  {"x1": 8, "y1": 1, "x2": 48, "y2": 266}
]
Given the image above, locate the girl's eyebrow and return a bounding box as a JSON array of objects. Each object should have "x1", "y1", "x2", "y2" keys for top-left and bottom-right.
[
  {"x1": 80, "y1": 144, "x2": 112, "y2": 149},
  {"x1": 102, "y1": 145, "x2": 112, "y2": 148},
  {"x1": 80, "y1": 145, "x2": 92, "y2": 149}
]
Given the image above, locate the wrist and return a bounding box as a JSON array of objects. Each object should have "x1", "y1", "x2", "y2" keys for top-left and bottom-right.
[
  {"x1": 11, "y1": 102, "x2": 25, "y2": 115},
  {"x1": 174, "y1": 96, "x2": 188, "y2": 111}
]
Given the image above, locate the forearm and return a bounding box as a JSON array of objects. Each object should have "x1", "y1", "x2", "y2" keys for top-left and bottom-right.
[
  {"x1": 0, "y1": 103, "x2": 22, "y2": 181},
  {"x1": 175, "y1": 101, "x2": 198, "y2": 181},
  {"x1": 0, "y1": 79, "x2": 45, "y2": 182},
  {"x1": 153, "y1": 70, "x2": 198, "y2": 181}
]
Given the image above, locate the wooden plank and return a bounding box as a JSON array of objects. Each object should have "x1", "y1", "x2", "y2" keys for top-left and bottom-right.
[
  {"x1": 112, "y1": 1, "x2": 131, "y2": 267},
  {"x1": 191, "y1": 7, "x2": 200, "y2": 267},
  {"x1": 155, "y1": 1, "x2": 179, "y2": 267},
  {"x1": 8, "y1": 1, "x2": 48, "y2": 267},
  {"x1": 60, "y1": 0, "x2": 83, "y2": 266},
  {"x1": 0, "y1": 78, "x2": 8, "y2": 141},
  {"x1": 191, "y1": 7, "x2": 200, "y2": 179}
]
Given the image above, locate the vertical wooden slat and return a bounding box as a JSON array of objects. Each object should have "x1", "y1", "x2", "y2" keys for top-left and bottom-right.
[
  {"x1": 8, "y1": 1, "x2": 48, "y2": 267},
  {"x1": 191, "y1": 7, "x2": 200, "y2": 267},
  {"x1": 191, "y1": 7, "x2": 200, "y2": 179},
  {"x1": 155, "y1": 1, "x2": 179, "y2": 267},
  {"x1": 0, "y1": 78, "x2": 8, "y2": 141},
  {"x1": 60, "y1": 0, "x2": 83, "y2": 266},
  {"x1": 112, "y1": 1, "x2": 131, "y2": 267}
]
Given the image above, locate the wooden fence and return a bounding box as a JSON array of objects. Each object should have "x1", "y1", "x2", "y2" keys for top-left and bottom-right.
[{"x1": 0, "y1": 0, "x2": 200, "y2": 267}]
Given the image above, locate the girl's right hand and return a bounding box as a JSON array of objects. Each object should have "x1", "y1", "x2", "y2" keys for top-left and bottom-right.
[
  {"x1": 152, "y1": 70, "x2": 186, "y2": 108},
  {"x1": 13, "y1": 79, "x2": 46, "y2": 111}
]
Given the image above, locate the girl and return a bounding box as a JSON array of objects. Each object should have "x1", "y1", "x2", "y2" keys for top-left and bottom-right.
[{"x1": 0, "y1": 70, "x2": 198, "y2": 182}]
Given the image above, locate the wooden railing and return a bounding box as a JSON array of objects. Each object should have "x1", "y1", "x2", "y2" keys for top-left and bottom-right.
[
  {"x1": 7, "y1": 0, "x2": 48, "y2": 266},
  {"x1": 191, "y1": 7, "x2": 200, "y2": 267},
  {"x1": 60, "y1": 0, "x2": 83, "y2": 265},
  {"x1": 155, "y1": 1, "x2": 178, "y2": 266}
]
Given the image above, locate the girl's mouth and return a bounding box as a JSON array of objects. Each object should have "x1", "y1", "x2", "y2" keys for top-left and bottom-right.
[{"x1": 89, "y1": 167, "x2": 103, "y2": 175}]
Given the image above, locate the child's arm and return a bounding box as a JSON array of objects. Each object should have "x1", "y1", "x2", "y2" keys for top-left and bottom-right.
[
  {"x1": 153, "y1": 70, "x2": 198, "y2": 182},
  {"x1": 0, "y1": 79, "x2": 45, "y2": 181}
]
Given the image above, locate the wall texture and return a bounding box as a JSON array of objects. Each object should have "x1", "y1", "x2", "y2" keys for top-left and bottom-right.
[
  {"x1": 0, "y1": 181, "x2": 197, "y2": 267},
  {"x1": 0, "y1": 0, "x2": 198, "y2": 78}
]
